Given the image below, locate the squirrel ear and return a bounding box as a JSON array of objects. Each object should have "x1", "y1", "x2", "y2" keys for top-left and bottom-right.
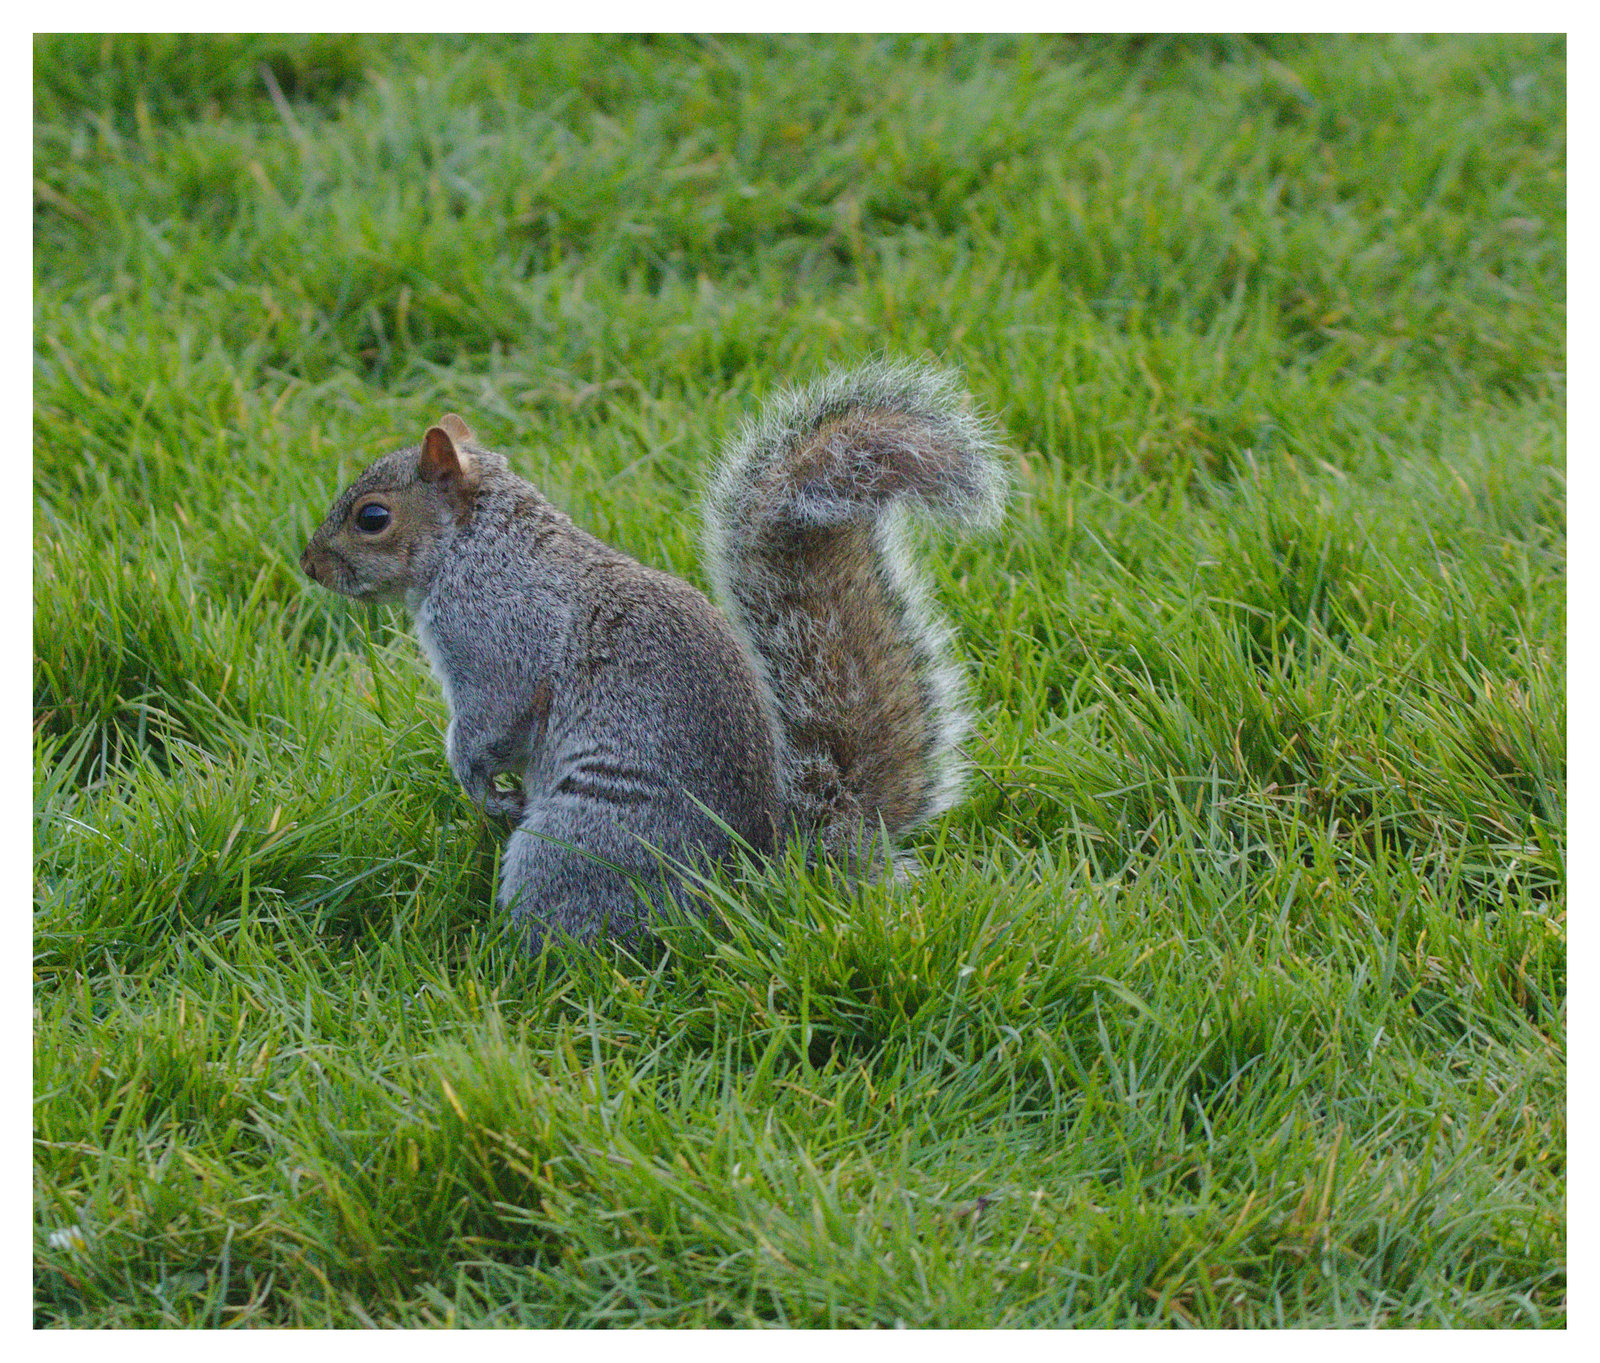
[
  {"x1": 419, "y1": 425, "x2": 478, "y2": 488},
  {"x1": 437, "y1": 413, "x2": 475, "y2": 444}
]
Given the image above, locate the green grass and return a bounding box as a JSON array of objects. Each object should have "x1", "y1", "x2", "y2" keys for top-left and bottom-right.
[{"x1": 33, "y1": 33, "x2": 1564, "y2": 1327}]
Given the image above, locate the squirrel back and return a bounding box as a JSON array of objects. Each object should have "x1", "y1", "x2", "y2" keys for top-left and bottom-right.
[{"x1": 704, "y1": 361, "x2": 1008, "y2": 868}]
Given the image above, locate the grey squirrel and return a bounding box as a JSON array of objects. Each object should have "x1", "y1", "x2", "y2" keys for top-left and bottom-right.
[{"x1": 300, "y1": 362, "x2": 1008, "y2": 946}]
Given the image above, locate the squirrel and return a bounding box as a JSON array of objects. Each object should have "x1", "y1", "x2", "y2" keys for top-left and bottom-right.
[{"x1": 300, "y1": 362, "x2": 1008, "y2": 947}]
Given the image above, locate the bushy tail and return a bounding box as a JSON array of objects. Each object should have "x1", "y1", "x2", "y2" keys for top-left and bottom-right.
[{"x1": 702, "y1": 361, "x2": 1008, "y2": 864}]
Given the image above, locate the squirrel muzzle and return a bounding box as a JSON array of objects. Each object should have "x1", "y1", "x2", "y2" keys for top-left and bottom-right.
[{"x1": 300, "y1": 543, "x2": 330, "y2": 587}]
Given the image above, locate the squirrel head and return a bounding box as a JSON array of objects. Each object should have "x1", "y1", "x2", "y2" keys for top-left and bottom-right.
[{"x1": 301, "y1": 413, "x2": 492, "y2": 604}]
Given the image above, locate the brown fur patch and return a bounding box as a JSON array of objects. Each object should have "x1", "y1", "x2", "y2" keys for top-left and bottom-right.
[
  {"x1": 749, "y1": 522, "x2": 932, "y2": 829},
  {"x1": 528, "y1": 677, "x2": 553, "y2": 750}
]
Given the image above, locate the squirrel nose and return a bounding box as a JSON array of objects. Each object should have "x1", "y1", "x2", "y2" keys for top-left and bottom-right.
[{"x1": 299, "y1": 546, "x2": 318, "y2": 580}]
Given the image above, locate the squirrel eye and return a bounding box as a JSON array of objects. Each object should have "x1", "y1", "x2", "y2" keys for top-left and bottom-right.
[{"x1": 353, "y1": 502, "x2": 391, "y2": 534}]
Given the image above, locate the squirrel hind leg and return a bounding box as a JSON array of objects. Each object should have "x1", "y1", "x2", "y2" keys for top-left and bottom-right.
[{"x1": 498, "y1": 819, "x2": 656, "y2": 947}]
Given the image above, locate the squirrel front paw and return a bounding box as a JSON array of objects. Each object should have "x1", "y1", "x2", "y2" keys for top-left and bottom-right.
[{"x1": 483, "y1": 789, "x2": 526, "y2": 822}]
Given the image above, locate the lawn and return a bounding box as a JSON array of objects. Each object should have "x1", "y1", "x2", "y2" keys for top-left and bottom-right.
[{"x1": 33, "y1": 33, "x2": 1564, "y2": 1327}]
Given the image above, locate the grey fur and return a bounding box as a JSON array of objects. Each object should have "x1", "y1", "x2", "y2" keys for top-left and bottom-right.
[{"x1": 301, "y1": 362, "x2": 1008, "y2": 946}]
